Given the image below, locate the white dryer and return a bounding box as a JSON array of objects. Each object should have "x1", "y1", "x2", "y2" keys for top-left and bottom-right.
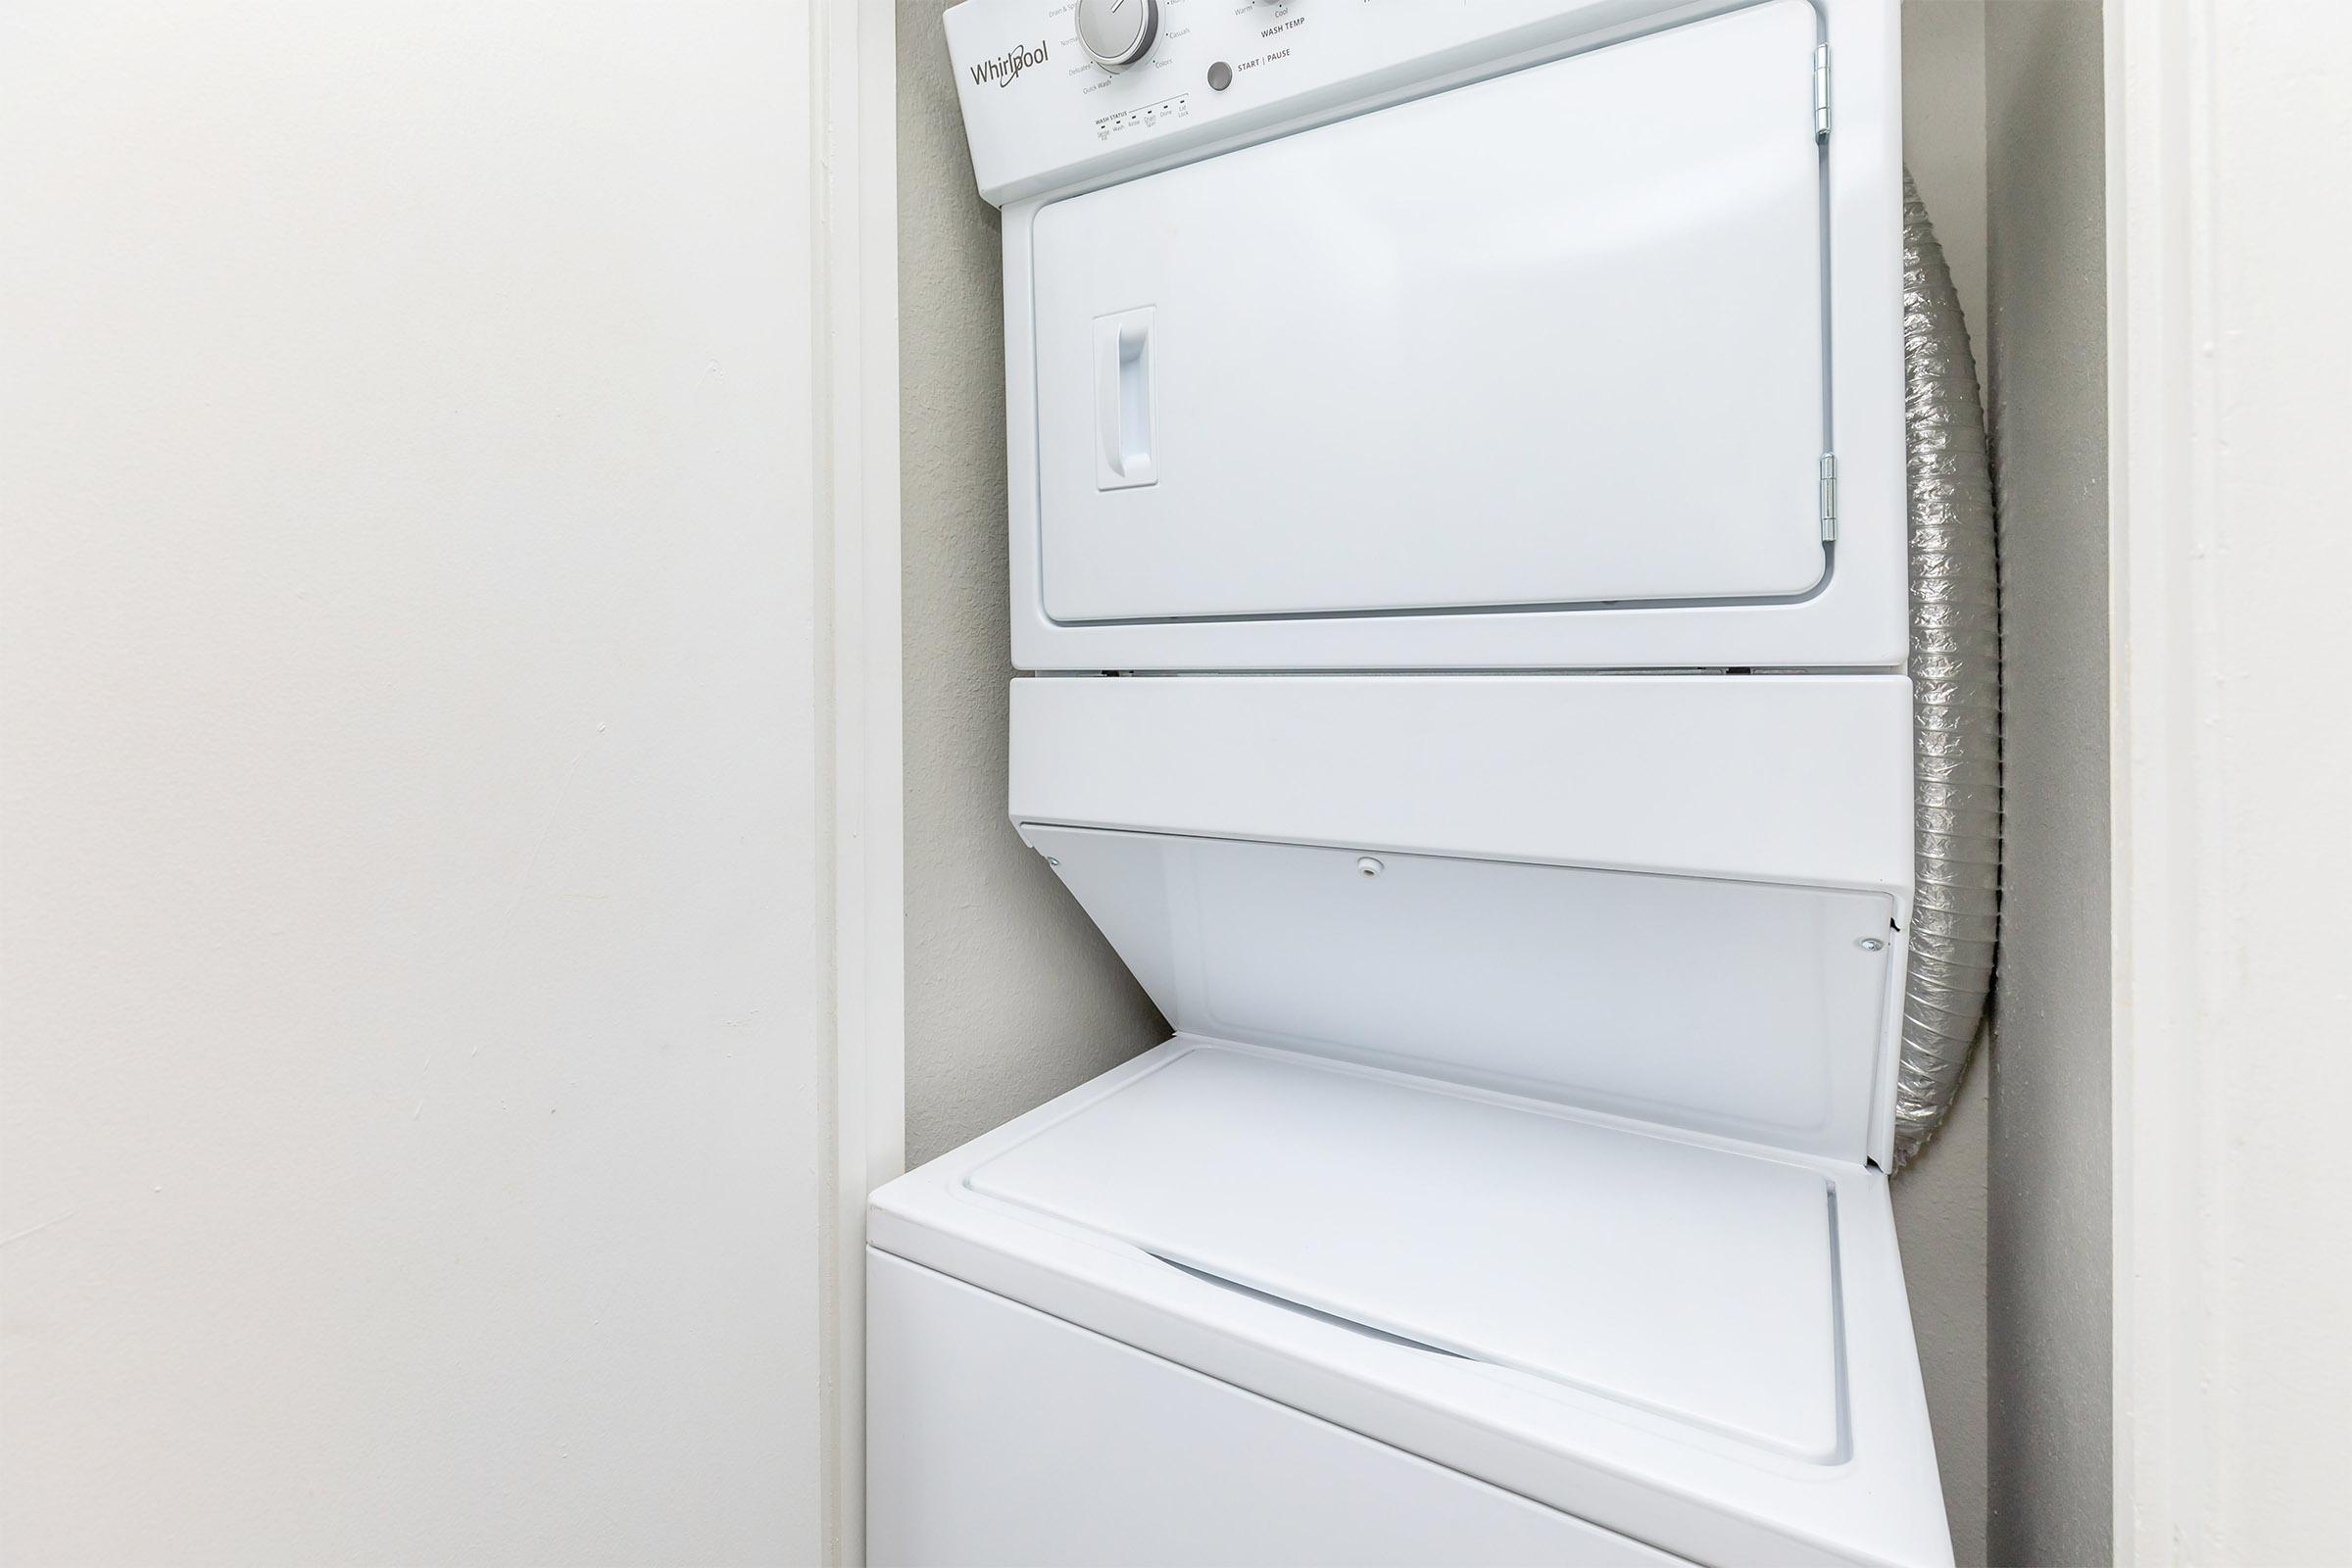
[
  {"x1": 955, "y1": 0, "x2": 1903, "y2": 673},
  {"x1": 872, "y1": 1, "x2": 1949, "y2": 1564}
]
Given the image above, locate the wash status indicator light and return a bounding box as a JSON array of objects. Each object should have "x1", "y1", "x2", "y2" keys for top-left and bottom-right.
[{"x1": 1096, "y1": 94, "x2": 1192, "y2": 140}]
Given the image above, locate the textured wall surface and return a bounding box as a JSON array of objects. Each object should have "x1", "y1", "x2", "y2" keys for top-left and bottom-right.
[
  {"x1": 0, "y1": 6, "x2": 827, "y2": 1561},
  {"x1": 898, "y1": 1, "x2": 1164, "y2": 1167},
  {"x1": 1983, "y1": 3, "x2": 2113, "y2": 1563},
  {"x1": 1891, "y1": 7, "x2": 1990, "y2": 1562}
]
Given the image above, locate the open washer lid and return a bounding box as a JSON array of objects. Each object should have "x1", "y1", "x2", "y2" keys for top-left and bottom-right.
[
  {"x1": 1019, "y1": 822, "x2": 1902, "y2": 1163},
  {"x1": 970, "y1": 1043, "x2": 1841, "y2": 1459}
]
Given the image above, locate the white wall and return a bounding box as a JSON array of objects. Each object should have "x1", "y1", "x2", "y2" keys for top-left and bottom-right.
[
  {"x1": 0, "y1": 6, "x2": 833, "y2": 1562},
  {"x1": 2112, "y1": 0, "x2": 2352, "y2": 1560}
]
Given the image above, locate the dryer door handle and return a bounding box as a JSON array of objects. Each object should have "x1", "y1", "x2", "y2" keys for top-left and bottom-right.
[{"x1": 1095, "y1": 307, "x2": 1157, "y2": 490}]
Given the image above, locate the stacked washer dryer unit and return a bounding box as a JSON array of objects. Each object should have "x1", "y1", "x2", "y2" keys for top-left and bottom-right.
[{"x1": 872, "y1": 1, "x2": 1951, "y2": 1565}]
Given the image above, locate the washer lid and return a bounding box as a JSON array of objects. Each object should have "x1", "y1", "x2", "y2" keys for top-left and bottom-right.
[
  {"x1": 869, "y1": 1036, "x2": 1956, "y2": 1568},
  {"x1": 1020, "y1": 823, "x2": 1900, "y2": 1162},
  {"x1": 967, "y1": 1043, "x2": 1843, "y2": 1460}
]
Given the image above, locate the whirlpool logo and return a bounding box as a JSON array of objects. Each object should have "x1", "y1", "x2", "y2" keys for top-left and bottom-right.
[{"x1": 971, "y1": 39, "x2": 1049, "y2": 88}]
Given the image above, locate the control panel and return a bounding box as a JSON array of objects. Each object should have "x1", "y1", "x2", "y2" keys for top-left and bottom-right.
[{"x1": 944, "y1": 0, "x2": 1756, "y2": 205}]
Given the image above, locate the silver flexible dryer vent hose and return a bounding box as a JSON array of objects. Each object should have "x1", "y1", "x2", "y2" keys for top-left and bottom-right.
[{"x1": 1891, "y1": 172, "x2": 2001, "y2": 1170}]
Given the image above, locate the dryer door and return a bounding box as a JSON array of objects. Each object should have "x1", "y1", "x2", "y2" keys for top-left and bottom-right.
[{"x1": 1028, "y1": 0, "x2": 1828, "y2": 626}]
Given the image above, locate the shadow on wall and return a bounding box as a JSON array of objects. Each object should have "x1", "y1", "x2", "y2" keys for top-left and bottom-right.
[
  {"x1": 1982, "y1": 2, "x2": 2112, "y2": 1565},
  {"x1": 897, "y1": 0, "x2": 1167, "y2": 1168}
]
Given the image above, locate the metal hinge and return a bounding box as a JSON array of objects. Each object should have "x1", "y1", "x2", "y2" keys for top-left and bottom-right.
[
  {"x1": 1819, "y1": 453, "x2": 1839, "y2": 541},
  {"x1": 1813, "y1": 45, "x2": 1831, "y2": 138}
]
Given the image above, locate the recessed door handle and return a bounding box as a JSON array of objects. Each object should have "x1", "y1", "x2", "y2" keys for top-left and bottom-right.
[{"x1": 1095, "y1": 307, "x2": 1156, "y2": 490}]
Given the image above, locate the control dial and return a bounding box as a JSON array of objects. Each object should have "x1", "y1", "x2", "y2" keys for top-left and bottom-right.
[{"x1": 1075, "y1": 0, "x2": 1159, "y2": 72}]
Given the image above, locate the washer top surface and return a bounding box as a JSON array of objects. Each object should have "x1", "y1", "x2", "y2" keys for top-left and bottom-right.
[
  {"x1": 966, "y1": 1043, "x2": 1843, "y2": 1458},
  {"x1": 870, "y1": 1036, "x2": 1954, "y2": 1568}
]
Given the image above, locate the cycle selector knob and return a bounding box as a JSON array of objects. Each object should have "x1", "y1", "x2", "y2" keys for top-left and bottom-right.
[{"x1": 1075, "y1": 0, "x2": 1159, "y2": 72}]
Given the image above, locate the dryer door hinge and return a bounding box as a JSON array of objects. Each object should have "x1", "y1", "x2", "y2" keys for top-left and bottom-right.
[
  {"x1": 1813, "y1": 45, "x2": 1831, "y2": 138},
  {"x1": 1819, "y1": 453, "x2": 1839, "y2": 541}
]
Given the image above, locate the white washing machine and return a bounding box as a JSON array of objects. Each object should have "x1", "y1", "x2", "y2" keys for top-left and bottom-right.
[{"x1": 871, "y1": 1, "x2": 1949, "y2": 1564}]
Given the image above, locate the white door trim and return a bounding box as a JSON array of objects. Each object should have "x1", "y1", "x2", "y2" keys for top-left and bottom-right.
[
  {"x1": 2106, "y1": 0, "x2": 2214, "y2": 1557},
  {"x1": 814, "y1": 1, "x2": 904, "y2": 1561},
  {"x1": 2107, "y1": 0, "x2": 2352, "y2": 1552}
]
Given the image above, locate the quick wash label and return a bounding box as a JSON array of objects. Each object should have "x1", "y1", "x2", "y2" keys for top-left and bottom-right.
[{"x1": 971, "y1": 39, "x2": 1049, "y2": 88}]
